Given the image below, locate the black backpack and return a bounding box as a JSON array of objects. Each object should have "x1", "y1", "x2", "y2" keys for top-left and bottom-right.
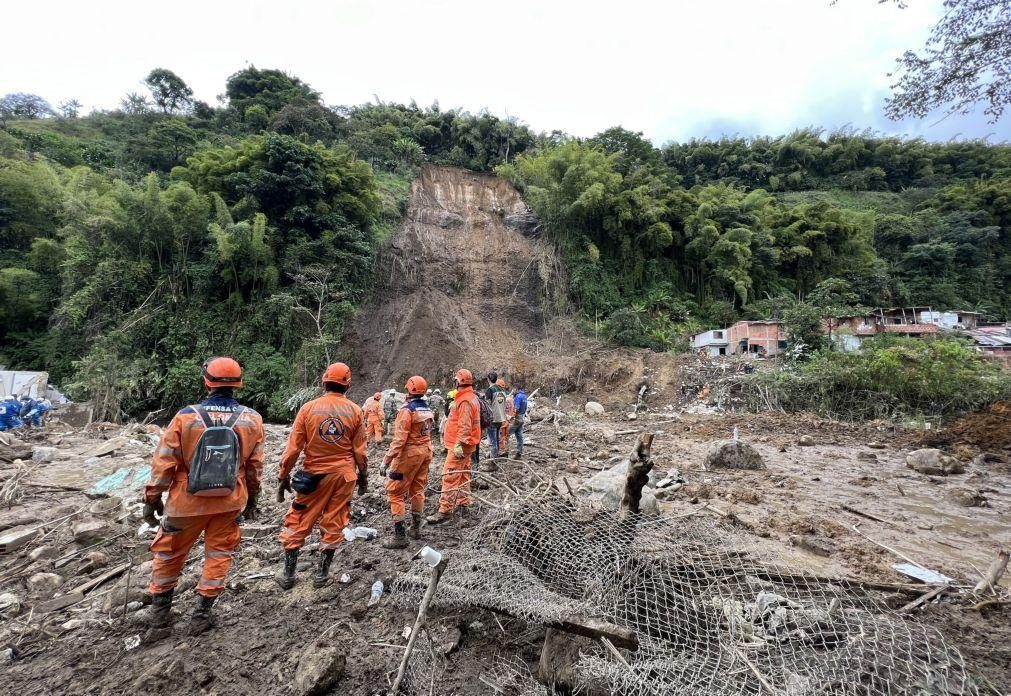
[
  {"x1": 478, "y1": 398, "x2": 493, "y2": 430},
  {"x1": 187, "y1": 406, "x2": 245, "y2": 497}
]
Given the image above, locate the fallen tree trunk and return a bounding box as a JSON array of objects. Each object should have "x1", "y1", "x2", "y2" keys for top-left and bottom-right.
[
  {"x1": 973, "y1": 549, "x2": 1009, "y2": 594},
  {"x1": 619, "y1": 432, "x2": 654, "y2": 518}
]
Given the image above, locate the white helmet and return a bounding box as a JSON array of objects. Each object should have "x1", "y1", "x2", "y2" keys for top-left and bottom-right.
[{"x1": 434, "y1": 389, "x2": 441, "y2": 394}]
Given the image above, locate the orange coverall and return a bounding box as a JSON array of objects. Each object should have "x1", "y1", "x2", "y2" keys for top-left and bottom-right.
[
  {"x1": 363, "y1": 397, "x2": 384, "y2": 444},
  {"x1": 278, "y1": 393, "x2": 367, "y2": 551},
  {"x1": 144, "y1": 399, "x2": 265, "y2": 597},
  {"x1": 385, "y1": 400, "x2": 434, "y2": 522},
  {"x1": 438, "y1": 386, "x2": 480, "y2": 513}
]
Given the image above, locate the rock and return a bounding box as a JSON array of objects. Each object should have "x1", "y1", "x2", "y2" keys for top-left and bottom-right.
[
  {"x1": 703, "y1": 440, "x2": 765, "y2": 471},
  {"x1": 584, "y1": 401, "x2": 605, "y2": 416},
  {"x1": 946, "y1": 488, "x2": 987, "y2": 507},
  {"x1": 565, "y1": 463, "x2": 580, "y2": 474},
  {"x1": 27, "y1": 572, "x2": 63, "y2": 597},
  {"x1": 601, "y1": 429, "x2": 617, "y2": 445},
  {"x1": 81, "y1": 436, "x2": 129, "y2": 458},
  {"x1": 626, "y1": 413, "x2": 638, "y2": 421},
  {"x1": 503, "y1": 210, "x2": 539, "y2": 235},
  {"x1": 579, "y1": 460, "x2": 660, "y2": 515},
  {"x1": 31, "y1": 446, "x2": 63, "y2": 463},
  {"x1": 789, "y1": 535, "x2": 834, "y2": 557},
  {"x1": 88, "y1": 497, "x2": 122, "y2": 516},
  {"x1": 856, "y1": 452, "x2": 878, "y2": 461},
  {"x1": 867, "y1": 442, "x2": 886, "y2": 449},
  {"x1": 28, "y1": 545, "x2": 59, "y2": 561},
  {"x1": 102, "y1": 584, "x2": 147, "y2": 612},
  {"x1": 61, "y1": 619, "x2": 87, "y2": 631},
  {"x1": 294, "y1": 641, "x2": 347, "y2": 696},
  {"x1": 0, "y1": 592, "x2": 21, "y2": 614},
  {"x1": 437, "y1": 626, "x2": 463, "y2": 655},
  {"x1": 72, "y1": 519, "x2": 113, "y2": 545},
  {"x1": 80, "y1": 551, "x2": 110, "y2": 573},
  {"x1": 350, "y1": 603, "x2": 368, "y2": 621},
  {"x1": 905, "y1": 448, "x2": 964, "y2": 476},
  {"x1": 797, "y1": 435, "x2": 815, "y2": 447}
]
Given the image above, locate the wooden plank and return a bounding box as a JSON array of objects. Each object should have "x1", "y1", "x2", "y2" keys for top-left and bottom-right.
[
  {"x1": 70, "y1": 562, "x2": 130, "y2": 595},
  {"x1": 899, "y1": 584, "x2": 950, "y2": 613},
  {"x1": 35, "y1": 591, "x2": 85, "y2": 613},
  {"x1": 550, "y1": 615, "x2": 638, "y2": 650}
]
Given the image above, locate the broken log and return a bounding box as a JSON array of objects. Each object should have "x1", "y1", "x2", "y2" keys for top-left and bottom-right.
[
  {"x1": 899, "y1": 584, "x2": 950, "y2": 613},
  {"x1": 620, "y1": 432, "x2": 654, "y2": 518},
  {"x1": 973, "y1": 549, "x2": 1009, "y2": 594},
  {"x1": 70, "y1": 561, "x2": 130, "y2": 595},
  {"x1": 391, "y1": 553, "x2": 449, "y2": 695}
]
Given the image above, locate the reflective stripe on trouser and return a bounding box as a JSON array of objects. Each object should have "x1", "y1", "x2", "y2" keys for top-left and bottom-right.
[
  {"x1": 438, "y1": 445, "x2": 475, "y2": 513},
  {"x1": 366, "y1": 417, "x2": 383, "y2": 443},
  {"x1": 279, "y1": 472, "x2": 356, "y2": 550},
  {"x1": 148, "y1": 512, "x2": 241, "y2": 598},
  {"x1": 386, "y1": 449, "x2": 432, "y2": 523}
]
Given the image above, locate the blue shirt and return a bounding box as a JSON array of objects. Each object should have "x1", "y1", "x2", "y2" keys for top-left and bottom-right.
[{"x1": 513, "y1": 390, "x2": 527, "y2": 416}]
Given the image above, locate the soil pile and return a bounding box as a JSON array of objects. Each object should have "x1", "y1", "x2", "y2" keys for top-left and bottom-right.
[
  {"x1": 926, "y1": 401, "x2": 1011, "y2": 453},
  {"x1": 347, "y1": 164, "x2": 560, "y2": 391}
]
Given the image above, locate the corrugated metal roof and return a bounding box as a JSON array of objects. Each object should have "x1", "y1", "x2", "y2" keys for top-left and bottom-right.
[{"x1": 967, "y1": 330, "x2": 1011, "y2": 348}]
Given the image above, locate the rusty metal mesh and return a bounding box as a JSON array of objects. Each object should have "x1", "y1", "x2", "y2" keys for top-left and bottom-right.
[{"x1": 394, "y1": 497, "x2": 978, "y2": 695}]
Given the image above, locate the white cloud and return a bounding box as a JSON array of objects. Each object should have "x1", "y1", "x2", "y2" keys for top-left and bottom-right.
[{"x1": 2, "y1": 0, "x2": 1007, "y2": 142}]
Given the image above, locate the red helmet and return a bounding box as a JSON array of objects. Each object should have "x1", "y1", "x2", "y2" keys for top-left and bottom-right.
[
  {"x1": 202, "y1": 357, "x2": 243, "y2": 389},
  {"x1": 321, "y1": 362, "x2": 352, "y2": 386},
  {"x1": 373, "y1": 392, "x2": 382, "y2": 400},
  {"x1": 454, "y1": 369, "x2": 473, "y2": 386},
  {"x1": 405, "y1": 375, "x2": 428, "y2": 395}
]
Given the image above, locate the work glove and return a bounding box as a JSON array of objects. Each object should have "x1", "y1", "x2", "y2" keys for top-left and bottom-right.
[
  {"x1": 357, "y1": 470, "x2": 368, "y2": 496},
  {"x1": 143, "y1": 496, "x2": 163, "y2": 528},
  {"x1": 276, "y1": 476, "x2": 292, "y2": 503},
  {"x1": 242, "y1": 487, "x2": 259, "y2": 521},
  {"x1": 380, "y1": 457, "x2": 391, "y2": 477},
  {"x1": 453, "y1": 442, "x2": 465, "y2": 460}
]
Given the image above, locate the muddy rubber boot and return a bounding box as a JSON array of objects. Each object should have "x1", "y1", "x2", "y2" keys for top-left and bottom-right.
[
  {"x1": 426, "y1": 510, "x2": 452, "y2": 525},
  {"x1": 276, "y1": 549, "x2": 298, "y2": 590},
  {"x1": 142, "y1": 590, "x2": 174, "y2": 643},
  {"x1": 312, "y1": 549, "x2": 336, "y2": 588},
  {"x1": 382, "y1": 522, "x2": 409, "y2": 549},
  {"x1": 187, "y1": 594, "x2": 217, "y2": 636},
  {"x1": 409, "y1": 513, "x2": 423, "y2": 540}
]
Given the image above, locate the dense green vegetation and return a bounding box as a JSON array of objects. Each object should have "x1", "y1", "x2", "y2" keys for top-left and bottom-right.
[
  {"x1": 0, "y1": 68, "x2": 536, "y2": 419},
  {"x1": 497, "y1": 128, "x2": 1011, "y2": 350},
  {"x1": 748, "y1": 336, "x2": 1011, "y2": 421},
  {"x1": 1, "y1": 67, "x2": 1009, "y2": 420}
]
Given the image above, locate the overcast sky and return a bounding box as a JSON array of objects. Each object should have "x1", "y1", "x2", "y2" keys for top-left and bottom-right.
[{"x1": 3, "y1": 0, "x2": 1008, "y2": 143}]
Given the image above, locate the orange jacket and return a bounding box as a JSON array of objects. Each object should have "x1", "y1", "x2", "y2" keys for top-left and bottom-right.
[
  {"x1": 386, "y1": 399, "x2": 434, "y2": 463},
  {"x1": 280, "y1": 392, "x2": 367, "y2": 480},
  {"x1": 363, "y1": 398, "x2": 383, "y2": 423},
  {"x1": 145, "y1": 397, "x2": 265, "y2": 517},
  {"x1": 442, "y1": 386, "x2": 480, "y2": 448}
]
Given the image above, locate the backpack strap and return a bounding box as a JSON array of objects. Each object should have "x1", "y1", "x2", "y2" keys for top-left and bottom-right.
[
  {"x1": 192, "y1": 405, "x2": 214, "y2": 429},
  {"x1": 223, "y1": 406, "x2": 246, "y2": 430},
  {"x1": 192, "y1": 405, "x2": 245, "y2": 430}
]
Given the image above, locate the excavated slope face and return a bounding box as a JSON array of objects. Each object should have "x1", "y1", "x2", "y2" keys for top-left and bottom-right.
[{"x1": 348, "y1": 164, "x2": 556, "y2": 391}]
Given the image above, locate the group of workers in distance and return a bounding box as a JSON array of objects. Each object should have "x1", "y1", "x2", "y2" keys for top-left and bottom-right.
[
  {"x1": 139, "y1": 357, "x2": 528, "y2": 640},
  {"x1": 0, "y1": 394, "x2": 52, "y2": 431}
]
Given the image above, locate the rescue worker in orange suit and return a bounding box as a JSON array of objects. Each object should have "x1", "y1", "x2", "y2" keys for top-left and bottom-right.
[
  {"x1": 380, "y1": 376, "x2": 434, "y2": 548},
  {"x1": 142, "y1": 357, "x2": 265, "y2": 640},
  {"x1": 363, "y1": 392, "x2": 384, "y2": 444},
  {"x1": 276, "y1": 362, "x2": 368, "y2": 590},
  {"x1": 427, "y1": 369, "x2": 480, "y2": 524}
]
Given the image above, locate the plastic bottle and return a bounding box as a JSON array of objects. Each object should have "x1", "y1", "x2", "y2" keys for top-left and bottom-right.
[
  {"x1": 368, "y1": 580, "x2": 384, "y2": 606},
  {"x1": 352, "y1": 526, "x2": 378, "y2": 540}
]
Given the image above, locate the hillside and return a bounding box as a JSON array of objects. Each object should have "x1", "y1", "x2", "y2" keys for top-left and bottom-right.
[{"x1": 1, "y1": 68, "x2": 1011, "y2": 420}]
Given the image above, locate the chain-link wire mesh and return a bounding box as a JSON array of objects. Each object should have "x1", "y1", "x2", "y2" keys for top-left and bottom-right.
[{"x1": 395, "y1": 496, "x2": 978, "y2": 695}]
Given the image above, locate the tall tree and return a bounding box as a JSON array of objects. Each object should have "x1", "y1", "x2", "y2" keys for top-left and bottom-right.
[
  {"x1": 144, "y1": 68, "x2": 194, "y2": 114},
  {"x1": 0, "y1": 93, "x2": 54, "y2": 122}
]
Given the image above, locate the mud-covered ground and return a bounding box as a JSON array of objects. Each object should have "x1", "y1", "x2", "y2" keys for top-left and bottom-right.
[{"x1": 1, "y1": 399, "x2": 1009, "y2": 695}]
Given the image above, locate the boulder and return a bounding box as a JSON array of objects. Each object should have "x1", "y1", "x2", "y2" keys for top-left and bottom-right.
[
  {"x1": 27, "y1": 572, "x2": 63, "y2": 597},
  {"x1": 295, "y1": 641, "x2": 347, "y2": 696},
  {"x1": 88, "y1": 497, "x2": 122, "y2": 516},
  {"x1": 703, "y1": 440, "x2": 765, "y2": 471},
  {"x1": 856, "y1": 452, "x2": 878, "y2": 462},
  {"x1": 584, "y1": 401, "x2": 605, "y2": 416},
  {"x1": 946, "y1": 488, "x2": 987, "y2": 507},
  {"x1": 80, "y1": 551, "x2": 110, "y2": 573},
  {"x1": 797, "y1": 435, "x2": 815, "y2": 447},
  {"x1": 905, "y1": 449, "x2": 964, "y2": 476},
  {"x1": 31, "y1": 446, "x2": 62, "y2": 463},
  {"x1": 72, "y1": 518, "x2": 113, "y2": 545},
  {"x1": 579, "y1": 460, "x2": 659, "y2": 515},
  {"x1": 28, "y1": 545, "x2": 59, "y2": 561}
]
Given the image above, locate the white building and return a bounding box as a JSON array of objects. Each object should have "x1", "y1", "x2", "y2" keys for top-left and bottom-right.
[{"x1": 692, "y1": 329, "x2": 729, "y2": 357}]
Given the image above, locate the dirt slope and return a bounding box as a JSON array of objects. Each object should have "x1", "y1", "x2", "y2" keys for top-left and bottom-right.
[{"x1": 347, "y1": 164, "x2": 561, "y2": 392}]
